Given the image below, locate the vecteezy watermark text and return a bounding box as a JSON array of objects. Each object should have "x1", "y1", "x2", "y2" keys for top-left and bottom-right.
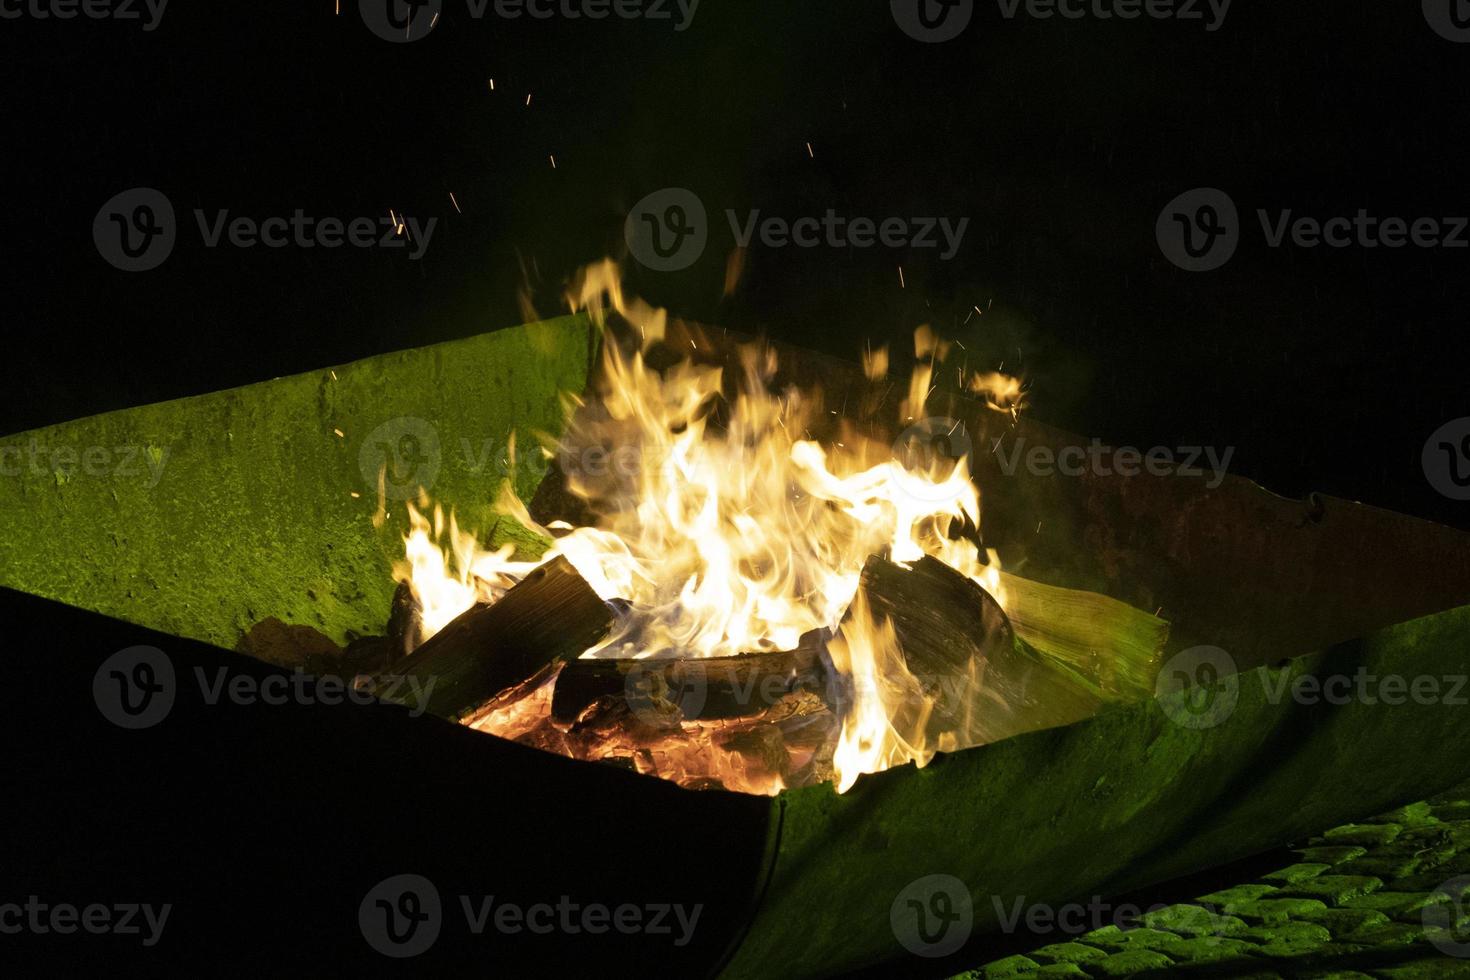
[
  {"x1": 358, "y1": 0, "x2": 699, "y2": 43},
  {"x1": 0, "y1": 897, "x2": 171, "y2": 946},
  {"x1": 727, "y1": 210, "x2": 969, "y2": 261},
  {"x1": 0, "y1": 439, "x2": 169, "y2": 487},
  {"x1": 993, "y1": 436, "x2": 1234, "y2": 488},
  {"x1": 890, "y1": 0, "x2": 1230, "y2": 43},
  {"x1": 623, "y1": 188, "x2": 971, "y2": 272},
  {"x1": 1158, "y1": 187, "x2": 1470, "y2": 272},
  {"x1": 94, "y1": 188, "x2": 436, "y2": 272},
  {"x1": 358, "y1": 874, "x2": 702, "y2": 958},
  {"x1": 0, "y1": 0, "x2": 167, "y2": 30},
  {"x1": 1156, "y1": 645, "x2": 1470, "y2": 731},
  {"x1": 92, "y1": 645, "x2": 437, "y2": 729}
]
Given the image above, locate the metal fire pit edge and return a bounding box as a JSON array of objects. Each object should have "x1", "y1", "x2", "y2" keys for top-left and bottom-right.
[{"x1": 3, "y1": 316, "x2": 1468, "y2": 978}]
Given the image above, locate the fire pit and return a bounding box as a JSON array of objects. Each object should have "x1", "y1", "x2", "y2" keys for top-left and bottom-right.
[{"x1": 4, "y1": 300, "x2": 1470, "y2": 977}]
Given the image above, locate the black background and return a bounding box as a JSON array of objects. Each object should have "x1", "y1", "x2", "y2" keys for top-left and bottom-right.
[{"x1": 2, "y1": 0, "x2": 1468, "y2": 528}]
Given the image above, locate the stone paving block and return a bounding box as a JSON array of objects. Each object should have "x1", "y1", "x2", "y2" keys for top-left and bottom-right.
[
  {"x1": 1430, "y1": 854, "x2": 1470, "y2": 877},
  {"x1": 1284, "y1": 875, "x2": 1385, "y2": 906},
  {"x1": 1074, "y1": 925, "x2": 1125, "y2": 947},
  {"x1": 1138, "y1": 903, "x2": 1248, "y2": 938},
  {"x1": 1390, "y1": 843, "x2": 1461, "y2": 874},
  {"x1": 1161, "y1": 936, "x2": 1258, "y2": 963},
  {"x1": 1084, "y1": 927, "x2": 1185, "y2": 952},
  {"x1": 1264, "y1": 863, "x2": 1335, "y2": 885},
  {"x1": 1441, "y1": 821, "x2": 1470, "y2": 846},
  {"x1": 1296, "y1": 906, "x2": 1392, "y2": 937},
  {"x1": 1342, "y1": 921, "x2": 1427, "y2": 947},
  {"x1": 980, "y1": 954, "x2": 1041, "y2": 978},
  {"x1": 1375, "y1": 834, "x2": 1446, "y2": 851},
  {"x1": 1239, "y1": 921, "x2": 1333, "y2": 958},
  {"x1": 1297, "y1": 846, "x2": 1370, "y2": 866},
  {"x1": 1196, "y1": 884, "x2": 1280, "y2": 913},
  {"x1": 1320, "y1": 824, "x2": 1404, "y2": 848},
  {"x1": 1420, "y1": 898, "x2": 1470, "y2": 931},
  {"x1": 1030, "y1": 942, "x2": 1107, "y2": 966},
  {"x1": 1232, "y1": 897, "x2": 1331, "y2": 925},
  {"x1": 1034, "y1": 965, "x2": 1090, "y2": 979},
  {"x1": 1082, "y1": 949, "x2": 1174, "y2": 977},
  {"x1": 1368, "y1": 802, "x2": 1440, "y2": 827},
  {"x1": 1336, "y1": 856, "x2": 1424, "y2": 879},
  {"x1": 1342, "y1": 890, "x2": 1446, "y2": 921},
  {"x1": 1375, "y1": 957, "x2": 1470, "y2": 980},
  {"x1": 1387, "y1": 875, "x2": 1470, "y2": 897}
]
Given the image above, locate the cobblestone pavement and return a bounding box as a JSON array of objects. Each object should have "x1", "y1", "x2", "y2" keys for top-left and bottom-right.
[{"x1": 954, "y1": 782, "x2": 1470, "y2": 979}]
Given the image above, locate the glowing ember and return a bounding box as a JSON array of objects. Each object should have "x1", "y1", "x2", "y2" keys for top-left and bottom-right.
[{"x1": 390, "y1": 266, "x2": 1024, "y2": 794}]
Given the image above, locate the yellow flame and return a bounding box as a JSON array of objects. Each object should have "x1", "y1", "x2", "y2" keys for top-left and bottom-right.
[{"x1": 395, "y1": 266, "x2": 1021, "y2": 793}]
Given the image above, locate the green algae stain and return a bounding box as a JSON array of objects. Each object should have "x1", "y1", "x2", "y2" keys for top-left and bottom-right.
[{"x1": 0, "y1": 315, "x2": 595, "y2": 651}]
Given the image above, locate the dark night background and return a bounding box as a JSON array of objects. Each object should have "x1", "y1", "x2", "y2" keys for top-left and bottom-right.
[
  {"x1": 3, "y1": 1, "x2": 1470, "y2": 976},
  {"x1": 2, "y1": 0, "x2": 1468, "y2": 528}
]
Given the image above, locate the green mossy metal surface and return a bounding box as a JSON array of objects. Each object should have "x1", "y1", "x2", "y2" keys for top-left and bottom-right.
[
  {"x1": 721, "y1": 603, "x2": 1470, "y2": 979},
  {"x1": 0, "y1": 316, "x2": 595, "y2": 649}
]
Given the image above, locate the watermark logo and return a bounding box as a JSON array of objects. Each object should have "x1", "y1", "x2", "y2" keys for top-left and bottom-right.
[
  {"x1": 93, "y1": 646, "x2": 176, "y2": 729},
  {"x1": 0, "y1": 0, "x2": 168, "y2": 30},
  {"x1": 1424, "y1": 876, "x2": 1470, "y2": 957},
  {"x1": 360, "y1": 874, "x2": 443, "y2": 958},
  {"x1": 95, "y1": 189, "x2": 436, "y2": 268},
  {"x1": 1155, "y1": 645, "x2": 1239, "y2": 729},
  {"x1": 892, "y1": 417, "x2": 973, "y2": 504},
  {"x1": 623, "y1": 661, "x2": 709, "y2": 728},
  {"x1": 891, "y1": 874, "x2": 973, "y2": 957},
  {"x1": 1424, "y1": 417, "x2": 1470, "y2": 500},
  {"x1": 359, "y1": 875, "x2": 702, "y2": 955},
  {"x1": 360, "y1": 0, "x2": 442, "y2": 42},
  {"x1": 893, "y1": 0, "x2": 1231, "y2": 39},
  {"x1": 1424, "y1": 0, "x2": 1470, "y2": 42},
  {"x1": 625, "y1": 189, "x2": 969, "y2": 271},
  {"x1": 94, "y1": 188, "x2": 176, "y2": 272},
  {"x1": 95, "y1": 647, "x2": 438, "y2": 728},
  {"x1": 891, "y1": 0, "x2": 973, "y2": 42},
  {"x1": 1160, "y1": 188, "x2": 1470, "y2": 270},
  {"x1": 625, "y1": 187, "x2": 708, "y2": 272},
  {"x1": 360, "y1": 417, "x2": 442, "y2": 500},
  {"x1": 1157, "y1": 187, "x2": 1238, "y2": 272}
]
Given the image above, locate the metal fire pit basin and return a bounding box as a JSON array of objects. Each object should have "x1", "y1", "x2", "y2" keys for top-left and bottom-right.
[{"x1": 3, "y1": 316, "x2": 1468, "y2": 978}]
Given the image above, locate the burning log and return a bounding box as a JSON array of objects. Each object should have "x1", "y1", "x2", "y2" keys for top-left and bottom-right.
[
  {"x1": 385, "y1": 580, "x2": 423, "y2": 661},
  {"x1": 376, "y1": 556, "x2": 613, "y2": 722},
  {"x1": 858, "y1": 555, "x2": 1146, "y2": 745},
  {"x1": 550, "y1": 630, "x2": 832, "y2": 727},
  {"x1": 859, "y1": 554, "x2": 1015, "y2": 678}
]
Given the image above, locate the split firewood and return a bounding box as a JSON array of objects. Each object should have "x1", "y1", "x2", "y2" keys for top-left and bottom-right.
[
  {"x1": 374, "y1": 556, "x2": 613, "y2": 722},
  {"x1": 550, "y1": 629, "x2": 832, "y2": 727},
  {"x1": 385, "y1": 580, "x2": 423, "y2": 661},
  {"x1": 848, "y1": 554, "x2": 1016, "y2": 743},
  {"x1": 856, "y1": 554, "x2": 1150, "y2": 747}
]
